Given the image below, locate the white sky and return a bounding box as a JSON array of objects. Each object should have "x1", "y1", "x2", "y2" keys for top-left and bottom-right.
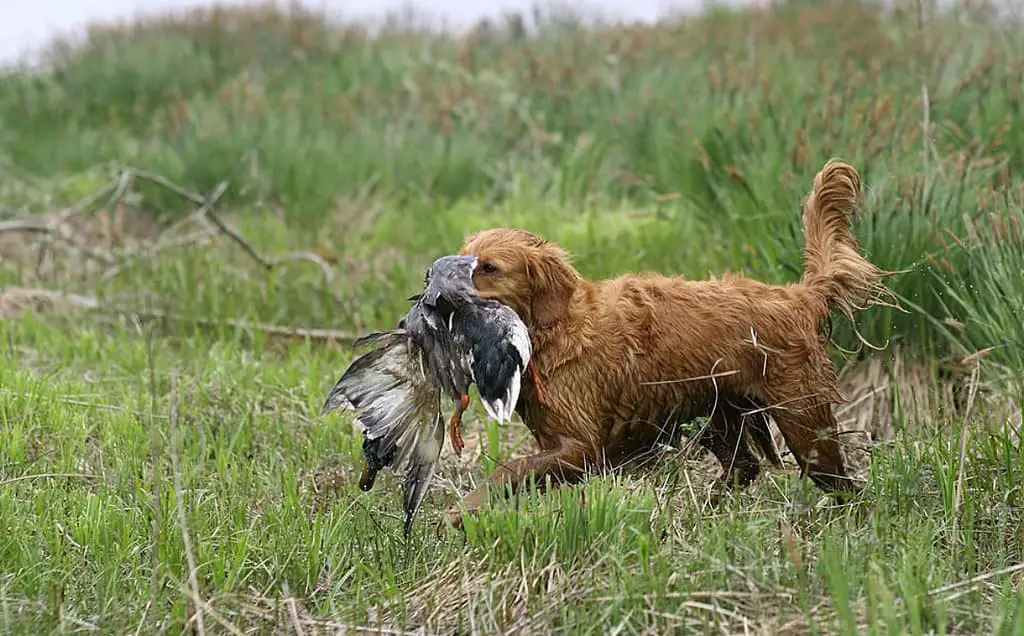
[
  {"x1": 0, "y1": 0, "x2": 994, "y2": 67},
  {"x1": 0, "y1": 0, "x2": 751, "y2": 66}
]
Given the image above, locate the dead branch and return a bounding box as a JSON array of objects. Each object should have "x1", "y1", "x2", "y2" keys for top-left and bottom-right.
[
  {"x1": 196, "y1": 183, "x2": 337, "y2": 285},
  {"x1": 0, "y1": 287, "x2": 100, "y2": 319},
  {"x1": 130, "y1": 169, "x2": 208, "y2": 206},
  {"x1": 128, "y1": 309, "x2": 359, "y2": 345},
  {"x1": 95, "y1": 171, "x2": 339, "y2": 291},
  {"x1": 0, "y1": 178, "x2": 121, "y2": 265},
  {"x1": 98, "y1": 178, "x2": 228, "y2": 282},
  {"x1": 0, "y1": 286, "x2": 358, "y2": 344}
]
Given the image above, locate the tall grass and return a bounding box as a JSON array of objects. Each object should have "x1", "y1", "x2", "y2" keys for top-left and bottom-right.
[{"x1": 2, "y1": 0, "x2": 1021, "y2": 369}]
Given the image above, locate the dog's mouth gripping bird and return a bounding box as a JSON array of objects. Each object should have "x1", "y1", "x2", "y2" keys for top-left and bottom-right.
[{"x1": 320, "y1": 255, "x2": 533, "y2": 535}]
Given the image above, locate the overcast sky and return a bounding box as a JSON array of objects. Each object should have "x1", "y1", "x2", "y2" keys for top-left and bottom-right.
[
  {"x1": 3, "y1": 0, "x2": 994, "y2": 67},
  {"x1": 0, "y1": 0, "x2": 759, "y2": 66}
]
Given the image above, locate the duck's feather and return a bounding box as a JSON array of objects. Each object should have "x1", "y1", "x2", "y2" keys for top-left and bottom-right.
[
  {"x1": 402, "y1": 408, "x2": 445, "y2": 535},
  {"x1": 450, "y1": 300, "x2": 532, "y2": 424},
  {"x1": 320, "y1": 328, "x2": 445, "y2": 534}
]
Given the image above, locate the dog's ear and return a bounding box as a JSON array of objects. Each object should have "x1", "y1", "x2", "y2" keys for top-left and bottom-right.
[{"x1": 527, "y1": 244, "x2": 578, "y2": 328}]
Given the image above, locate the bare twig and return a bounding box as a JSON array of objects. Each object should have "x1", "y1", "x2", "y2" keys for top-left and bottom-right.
[
  {"x1": 4, "y1": 166, "x2": 342, "y2": 310},
  {"x1": 267, "y1": 251, "x2": 336, "y2": 284},
  {"x1": 98, "y1": 180, "x2": 228, "y2": 282},
  {"x1": 197, "y1": 182, "x2": 267, "y2": 265},
  {"x1": 930, "y1": 560, "x2": 1024, "y2": 603},
  {"x1": 105, "y1": 226, "x2": 221, "y2": 273},
  {"x1": 128, "y1": 309, "x2": 359, "y2": 344},
  {"x1": 0, "y1": 178, "x2": 121, "y2": 265},
  {"x1": 198, "y1": 185, "x2": 337, "y2": 285},
  {"x1": 130, "y1": 169, "x2": 207, "y2": 206},
  {"x1": 169, "y1": 373, "x2": 206, "y2": 636},
  {"x1": 0, "y1": 286, "x2": 359, "y2": 344},
  {"x1": 0, "y1": 217, "x2": 116, "y2": 265},
  {"x1": 96, "y1": 173, "x2": 338, "y2": 291}
]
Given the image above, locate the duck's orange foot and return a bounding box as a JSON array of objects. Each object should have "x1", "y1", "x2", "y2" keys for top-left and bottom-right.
[{"x1": 448, "y1": 393, "x2": 470, "y2": 455}]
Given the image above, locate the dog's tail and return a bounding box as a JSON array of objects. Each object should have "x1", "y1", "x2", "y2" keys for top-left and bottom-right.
[{"x1": 800, "y1": 158, "x2": 889, "y2": 323}]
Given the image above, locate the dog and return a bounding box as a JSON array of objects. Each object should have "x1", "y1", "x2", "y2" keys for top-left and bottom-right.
[{"x1": 444, "y1": 158, "x2": 892, "y2": 530}]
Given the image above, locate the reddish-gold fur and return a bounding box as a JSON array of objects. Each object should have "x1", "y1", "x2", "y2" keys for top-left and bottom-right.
[{"x1": 444, "y1": 159, "x2": 890, "y2": 529}]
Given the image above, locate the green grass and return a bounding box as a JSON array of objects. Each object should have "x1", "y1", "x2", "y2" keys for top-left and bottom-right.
[{"x1": 1, "y1": 0, "x2": 1023, "y2": 632}]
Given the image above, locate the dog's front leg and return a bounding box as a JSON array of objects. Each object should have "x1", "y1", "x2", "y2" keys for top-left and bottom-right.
[{"x1": 438, "y1": 442, "x2": 592, "y2": 533}]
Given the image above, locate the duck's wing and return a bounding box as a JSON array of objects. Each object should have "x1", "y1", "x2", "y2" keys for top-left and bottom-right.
[
  {"x1": 451, "y1": 302, "x2": 532, "y2": 423},
  {"x1": 321, "y1": 330, "x2": 408, "y2": 417},
  {"x1": 321, "y1": 324, "x2": 444, "y2": 493}
]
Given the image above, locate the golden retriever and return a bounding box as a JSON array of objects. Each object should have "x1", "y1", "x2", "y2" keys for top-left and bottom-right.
[{"x1": 444, "y1": 158, "x2": 891, "y2": 530}]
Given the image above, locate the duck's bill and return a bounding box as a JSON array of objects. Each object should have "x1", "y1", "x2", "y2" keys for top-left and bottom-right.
[{"x1": 422, "y1": 254, "x2": 479, "y2": 306}]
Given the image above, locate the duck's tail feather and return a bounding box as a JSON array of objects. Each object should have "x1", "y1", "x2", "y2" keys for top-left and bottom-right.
[{"x1": 402, "y1": 409, "x2": 445, "y2": 536}]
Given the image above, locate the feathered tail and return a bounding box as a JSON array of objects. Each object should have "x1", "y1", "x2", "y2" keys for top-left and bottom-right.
[
  {"x1": 800, "y1": 158, "x2": 894, "y2": 324},
  {"x1": 321, "y1": 330, "x2": 444, "y2": 535}
]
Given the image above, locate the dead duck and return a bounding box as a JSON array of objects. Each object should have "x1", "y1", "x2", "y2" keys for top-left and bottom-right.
[{"x1": 321, "y1": 254, "x2": 533, "y2": 535}]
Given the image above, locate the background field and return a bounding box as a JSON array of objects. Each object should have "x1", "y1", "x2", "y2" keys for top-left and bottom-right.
[{"x1": 1, "y1": 0, "x2": 1023, "y2": 633}]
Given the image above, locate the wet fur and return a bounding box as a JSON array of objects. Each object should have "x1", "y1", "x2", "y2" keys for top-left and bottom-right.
[{"x1": 448, "y1": 159, "x2": 892, "y2": 524}]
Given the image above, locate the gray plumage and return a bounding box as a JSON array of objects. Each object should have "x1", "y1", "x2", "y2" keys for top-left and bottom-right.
[{"x1": 321, "y1": 255, "x2": 532, "y2": 535}]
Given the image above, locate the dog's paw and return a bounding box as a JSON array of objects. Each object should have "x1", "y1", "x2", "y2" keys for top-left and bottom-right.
[{"x1": 435, "y1": 507, "x2": 470, "y2": 538}]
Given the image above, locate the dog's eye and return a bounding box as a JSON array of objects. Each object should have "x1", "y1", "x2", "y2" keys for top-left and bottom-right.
[{"x1": 480, "y1": 262, "x2": 499, "y2": 275}]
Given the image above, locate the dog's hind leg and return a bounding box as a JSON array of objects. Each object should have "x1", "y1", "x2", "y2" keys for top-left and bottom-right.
[
  {"x1": 768, "y1": 403, "x2": 862, "y2": 495},
  {"x1": 698, "y1": 402, "x2": 763, "y2": 495},
  {"x1": 438, "y1": 440, "x2": 593, "y2": 533}
]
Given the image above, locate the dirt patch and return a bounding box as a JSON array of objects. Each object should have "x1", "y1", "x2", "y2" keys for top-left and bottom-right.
[
  {"x1": 0, "y1": 287, "x2": 98, "y2": 319},
  {"x1": 0, "y1": 201, "x2": 165, "y2": 285}
]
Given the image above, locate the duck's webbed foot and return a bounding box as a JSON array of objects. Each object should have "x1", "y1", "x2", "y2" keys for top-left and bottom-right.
[{"x1": 449, "y1": 393, "x2": 470, "y2": 455}]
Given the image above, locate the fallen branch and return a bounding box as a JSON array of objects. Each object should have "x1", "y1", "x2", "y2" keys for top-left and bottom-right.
[
  {"x1": 128, "y1": 309, "x2": 359, "y2": 344},
  {"x1": 0, "y1": 178, "x2": 122, "y2": 265},
  {"x1": 196, "y1": 182, "x2": 337, "y2": 285},
  {"x1": 96, "y1": 171, "x2": 339, "y2": 292},
  {"x1": 0, "y1": 286, "x2": 359, "y2": 344},
  {"x1": 0, "y1": 287, "x2": 100, "y2": 319},
  {"x1": 97, "y1": 178, "x2": 228, "y2": 283},
  {"x1": 3, "y1": 166, "x2": 341, "y2": 301}
]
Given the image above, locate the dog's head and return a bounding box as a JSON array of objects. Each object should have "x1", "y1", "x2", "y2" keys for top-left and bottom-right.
[{"x1": 459, "y1": 228, "x2": 580, "y2": 329}]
